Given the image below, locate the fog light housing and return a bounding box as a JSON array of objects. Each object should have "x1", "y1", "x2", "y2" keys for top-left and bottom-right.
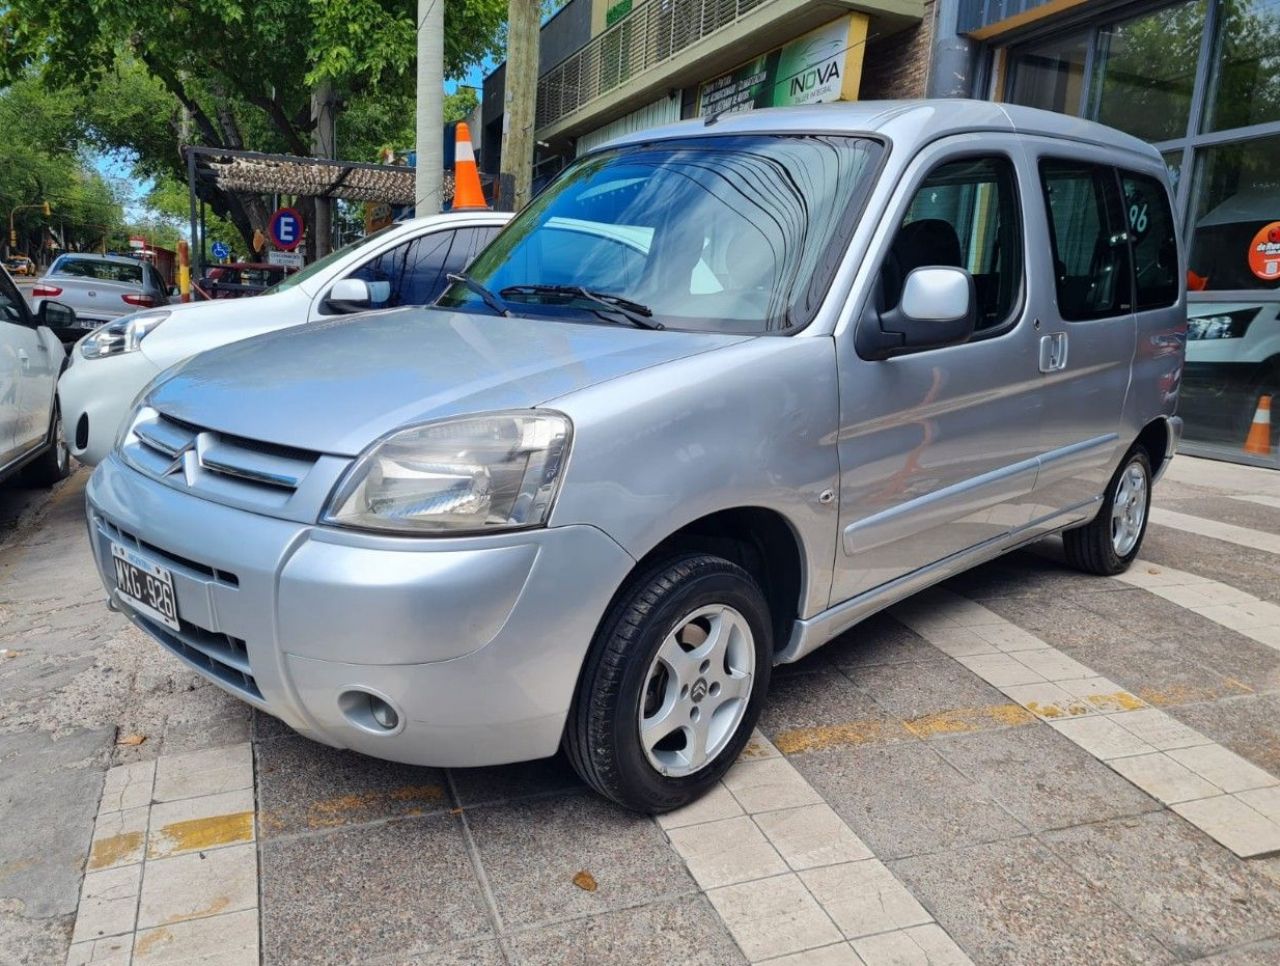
[
  {"x1": 338, "y1": 689, "x2": 404, "y2": 735},
  {"x1": 370, "y1": 697, "x2": 399, "y2": 730}
]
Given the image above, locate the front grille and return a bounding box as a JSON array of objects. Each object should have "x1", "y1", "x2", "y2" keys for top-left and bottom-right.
[
  {"x1": 138, "y1": 614, "x2": 263, "y2": 701},
  {"x1": 123, "y1": 408, "x2": 319, "y2": 507},
  {"x1": 100, "y1": 517, "x2": 239, "y2": 587},
  {"x1": 94, "y1": 512, "x2": 260, "y2": 702}
]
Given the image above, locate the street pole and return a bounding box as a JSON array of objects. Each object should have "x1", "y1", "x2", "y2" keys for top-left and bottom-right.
[
  {"x1": 312, "y1": 81, "x2": 336, "y2": 258},
  {"x1": 414, "y1": 0, "x2": 444, "y2": 215},
  {"x1": 502, "y1": 0, "x2": 540, "y2": 211}
]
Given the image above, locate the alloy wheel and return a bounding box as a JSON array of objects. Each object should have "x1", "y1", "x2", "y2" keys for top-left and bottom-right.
[
  {"x1": 638, "y1": 604, "x2": 755, "y2": 778},
  {"x1": 1110, "y1": 459, "x2": 1148, "y2": 557}
]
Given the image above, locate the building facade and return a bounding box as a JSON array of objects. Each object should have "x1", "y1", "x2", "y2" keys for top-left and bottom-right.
[
  {"x1": 483, "y1": 0, "x2": 938, "y2": 187},
  {"x1": 956, "y1": 0, "x2": 1280, "y2": 467}
]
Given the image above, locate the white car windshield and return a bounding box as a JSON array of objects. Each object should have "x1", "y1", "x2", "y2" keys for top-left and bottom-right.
[{"x1": 439, "y1": 133, "x2": 883, "y2": 334}]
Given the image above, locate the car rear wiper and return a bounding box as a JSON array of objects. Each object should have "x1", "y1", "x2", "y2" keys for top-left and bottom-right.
[
  {"x1": 500, "y1": 284, "x2": 664, "y2": 330},
  {"x1": 447, "y1": 272, "x2": 510, "y2": 317}
]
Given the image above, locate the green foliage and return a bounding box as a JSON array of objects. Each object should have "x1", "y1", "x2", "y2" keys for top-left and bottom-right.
[
  {"x1": 444, "y1": 87, "x2": 480, "y2": 123},
  {"x1": 0, "y1": 75, "x2": 125, "y2": 256},
  {"x1": 1, "y1": 0, "x2": 507, "y2": 248}
]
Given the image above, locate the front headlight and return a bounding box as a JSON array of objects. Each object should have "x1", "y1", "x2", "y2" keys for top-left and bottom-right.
[
  {"x1": 323, "y1": 412, "x2": 572, "y2": 534},
  {"x1": 81, "y1": 311, "x2": 170, "y2": 359}
]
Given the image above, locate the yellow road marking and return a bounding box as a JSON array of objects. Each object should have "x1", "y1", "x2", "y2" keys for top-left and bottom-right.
[
  {"x1": 88, "y1": 831, "x2": 143, "y2": 870},
  {"x1": 147, "y1": 812, "x2": 253, "y2": 859}
]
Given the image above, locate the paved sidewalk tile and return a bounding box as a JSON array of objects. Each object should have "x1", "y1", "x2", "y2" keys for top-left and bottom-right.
[
  {"x1": 132, "y1": 907, "x2": 258, "y2": 964},
  {"x1": 71, "y1": 864, "x2": 142, "y2": 945},
  {"x1": 800, "y1": 860, "x2": 932, "y2": 940},
  {"x1": 1167, "y1": 744, "x2": 1279, "y2": 794},
  {"x1": 136, "y1": 843, "x2": 257, "y2": 929},
  {"x1": 507, "y1": 894, "x2": 746, "y2": 966},
  {"x1": 656, "y1": 782, "x2": 744, "y2": 830},
  {"x1": 1042, "y1": 811, "x2": 1280, "y2": 957},
  {"x1": 955, "y1": 654, "x2": 1046, "y2": 688},
  {"x1": 86, "y1": 806, "x2": 148, "y2": 872},
  {"x1": 753, "y1": 803, "x2": 874, "y2": 871},
  {"x1": 761, "y1": 943, "x2": 864, "y2": 965},
  {"x1": 151, "y1": 745, "x2": 253, "y2": 803},
  {"x1": 65, "y1": 935, "x2": 131, "y2": 965},
  {"x1": 1108, "y1": 752, "x2": 1221, "y2": 805},
  {"x1": 666, "y1": 815, "x2": 788, "y2": 889},
  {"x1": 1049, "y1": 716, "x2": 1157, "y2": 761},
  {"x1": 1012, "y1": 649, "x2": 1095, "y2": 682},
  {"x1": 1000, "y1": 681, "x2": 1095, "y2": 720},
  {"x1": 146, "y1": 788, "x2": 254, "y2": 859},
  {"x1": 852, "y1": 924, "x2": 972, "y2": 966},
  {"x1": 707, "y1": 873, "x2": 843, "y2": 962},
  {"x1": 1173, "y1": 796, "x2": 1280, "y2": 859},
  {"x1": 722, "y1": 757, "x2": 824, "y2": 814},
  {"x1": 1237, "y1": 786, "x2": 1280, "y2": 824},
  {"x1": 1108, "y1": 708, "x2": 1213, "y2": 751},
  {"x1": 98, "y1": 760, "x2": 155, "y2": 814}
]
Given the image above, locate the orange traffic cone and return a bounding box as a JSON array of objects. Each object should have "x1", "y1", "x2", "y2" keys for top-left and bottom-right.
[
  {"x1": 1244, "y1": 395, "x2": 1272, "y2": 456},
  {"x1": 452, "y1": 123, "x2": 487, "y2": 210}
]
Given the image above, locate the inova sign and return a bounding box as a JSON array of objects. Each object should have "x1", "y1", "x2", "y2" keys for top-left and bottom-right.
[{"x1": 696, "y1": 13, "x2": 870, "y2": 117}]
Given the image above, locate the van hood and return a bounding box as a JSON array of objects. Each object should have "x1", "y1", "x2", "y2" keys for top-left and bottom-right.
[{"x1": 148, "y1": 307, "x2": 747, "y2": 456}]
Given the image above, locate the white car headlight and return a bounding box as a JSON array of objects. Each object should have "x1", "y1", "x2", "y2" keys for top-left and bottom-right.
[
  {"x1": 81, "y1": 311, "x2": 170, "y2": 359},
  {"x1": 323, "y1": 412, "x2": 572, "y2": 534}
]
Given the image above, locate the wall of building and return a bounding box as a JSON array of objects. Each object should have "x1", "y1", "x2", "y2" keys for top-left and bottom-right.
[{"x1": 859, "y1": 0, "x2": 936, "y2": 99}]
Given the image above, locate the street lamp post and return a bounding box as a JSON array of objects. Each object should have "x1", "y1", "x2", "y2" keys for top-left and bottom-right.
[{"x1": 8, "y1": 201, "x2": 51, "y2": 259}]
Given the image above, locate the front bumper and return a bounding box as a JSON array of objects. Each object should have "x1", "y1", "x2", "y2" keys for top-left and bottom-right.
[
  {"x1": 86, "y1": 455, "x2": 635, "y2": 767},
  {"x1": 59, "y1": 349, "x2": 161, "y2": 465}
]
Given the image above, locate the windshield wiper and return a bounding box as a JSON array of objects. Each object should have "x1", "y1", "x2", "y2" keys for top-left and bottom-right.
[
  {"x1": 500, "y1": 284, "x2": 664, "y2": 330},
  {"x1": 448, "y1": 272, "x2": 510, "y2": 317}
]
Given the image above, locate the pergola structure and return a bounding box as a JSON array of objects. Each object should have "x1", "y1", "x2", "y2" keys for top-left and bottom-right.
[{"x1": 181, "y1": 145, "x2": 460, "y2": 280}]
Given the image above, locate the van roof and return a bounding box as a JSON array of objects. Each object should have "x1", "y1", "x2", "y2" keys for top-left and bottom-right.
[{"x1": 597, "y1": 99, "x2": 1162, "y2": 165}]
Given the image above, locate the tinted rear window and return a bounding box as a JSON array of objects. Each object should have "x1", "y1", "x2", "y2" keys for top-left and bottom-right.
[{"x1": 55, "y1": 258, "x2": 144, "y2": 284}]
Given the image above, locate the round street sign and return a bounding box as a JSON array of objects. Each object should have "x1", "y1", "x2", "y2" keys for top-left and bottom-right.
[
  {"x1": 268, "y1": 207, "x2": 304, "y2": 252},
  {"x1": 211, "y1": 241, "x2": 230, "y2": 260}
]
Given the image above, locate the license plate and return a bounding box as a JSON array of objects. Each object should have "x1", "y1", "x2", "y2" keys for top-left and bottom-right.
[{"x1": 110, "y1": 543, "x2": 180, "y2": 631}]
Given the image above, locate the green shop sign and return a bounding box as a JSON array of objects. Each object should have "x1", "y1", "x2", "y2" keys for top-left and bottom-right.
[{"x1": 697, "y1": 14, "x2": 869, "y2": 117}]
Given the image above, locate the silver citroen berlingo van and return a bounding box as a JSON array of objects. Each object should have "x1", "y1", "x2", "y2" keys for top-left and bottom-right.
[{"x1": 86, "y1": 101, "x2": 1185, "y2": 812}]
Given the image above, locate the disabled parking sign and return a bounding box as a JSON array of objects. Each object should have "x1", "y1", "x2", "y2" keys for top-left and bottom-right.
[{"x1": 269, "y1": 207, "x2": 304, "y2": 252}]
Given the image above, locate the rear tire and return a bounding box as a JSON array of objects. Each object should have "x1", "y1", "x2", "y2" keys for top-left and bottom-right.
[
  {"x1": 23, "y1": 406, "x2": 71, "y2": 488},
  {"x1": 1063, "y1": 447, "x2": 1152, "y2": 576},
  {"x1": 565, "y1": 553, "x2": 772, "y2": 813}
]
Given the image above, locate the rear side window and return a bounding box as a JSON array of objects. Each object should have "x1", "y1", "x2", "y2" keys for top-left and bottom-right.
[
  {"x1": 1039, "y1": 160, "x2": 1132, "y2": 320},
  {"x1": 1120, "y1": 172, "x2": 1178, "y2": 310}
]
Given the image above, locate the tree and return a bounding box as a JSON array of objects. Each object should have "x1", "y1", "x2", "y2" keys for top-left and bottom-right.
[
  {"x1": 1, "y1": 0, "x2": 506, "y2": 250},
  {"x1": 0, "y1": 76, "x2": 125, "y2": 258}
]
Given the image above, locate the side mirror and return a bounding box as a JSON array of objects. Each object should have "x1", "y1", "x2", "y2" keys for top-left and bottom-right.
[
  {"x1": 326, "y1": 278, "x2": 390, "y2": 313},
  {"x1": 856, "y1": 267, "x2": 977, "y2": 360},
  {"x1": 37, "y1": 300, "x2": 77, "y2": 329}
]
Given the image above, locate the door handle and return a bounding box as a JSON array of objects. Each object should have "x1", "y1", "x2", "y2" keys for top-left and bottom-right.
[
  {"x1": 1039, "y1": 333, "x2": 1068, "y2": 373},
  {"x1": 17, "y1": 349, "x2": 30, "y2": 370}
]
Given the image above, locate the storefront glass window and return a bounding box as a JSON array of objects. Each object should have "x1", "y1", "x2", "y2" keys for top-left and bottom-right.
[
  {"x1": 1089, "y1": 0, "x2": 1206, "y2": 143},
  {"x1": 1205, "y1": 0, "x2": 1280, "y2": 131},
  {"x1": 1181, "y1": 301, "x2": 1280, "y2": 465},
  {"x1": 1188, "y1": 133, "x2": 1280, "y2": 291},
  {"x1": 1008, "y1": 33, "x2": 1088, "y2": 116}
]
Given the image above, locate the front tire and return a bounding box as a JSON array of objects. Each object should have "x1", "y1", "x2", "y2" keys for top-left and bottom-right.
[
  {"x1": 1063, "y1": 447, "x2": 1152, "y2": 576},
  {"x1": 565, "y1": 553, "x2": 772, "y2": 813}
]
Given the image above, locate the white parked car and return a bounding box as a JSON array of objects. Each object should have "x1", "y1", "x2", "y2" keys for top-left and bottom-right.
[
  {"x1": 1, "y1": 266, "x2": 74, "y2": 486},
  {"x1": 59, "y1": 211, "x2": 510, "y2": 465}
]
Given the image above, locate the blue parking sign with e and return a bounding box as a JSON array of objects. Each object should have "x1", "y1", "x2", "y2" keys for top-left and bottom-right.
[{"x1": 269, "y1": 207, "x2": 304, "y2": 252}]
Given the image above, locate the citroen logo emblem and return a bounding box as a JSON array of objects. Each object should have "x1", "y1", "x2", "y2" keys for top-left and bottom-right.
[{"x1": 162, "y1": 440, "x2": 199, "y2": 486}]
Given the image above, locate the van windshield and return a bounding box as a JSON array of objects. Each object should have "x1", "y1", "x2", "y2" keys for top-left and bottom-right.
[{"x1": 439, "y1": 134, "x2": 882, "y2": 334}]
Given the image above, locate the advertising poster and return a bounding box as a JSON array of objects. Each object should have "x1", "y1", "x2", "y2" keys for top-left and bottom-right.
[{"x1": 696, "y1": 13, "x2": 869, "y2": 118}]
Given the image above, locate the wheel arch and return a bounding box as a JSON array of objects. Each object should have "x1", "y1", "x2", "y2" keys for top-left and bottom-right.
[
  {"x1": 1135, "y1": 416, "x2": 1173, "y2": 480},
  {"x1": 607, "y1": 506, "x2": 806, "y2": 657}
]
